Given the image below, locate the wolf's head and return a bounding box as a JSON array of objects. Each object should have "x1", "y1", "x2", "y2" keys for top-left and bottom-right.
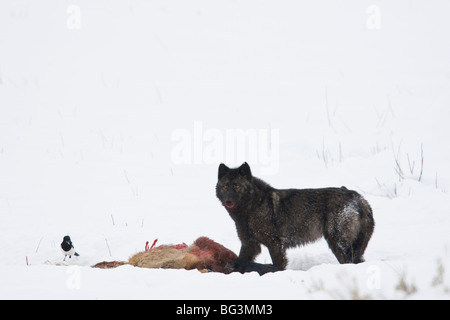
[{"x1": 216, "y1": 162, "x2": 255, "y2": 213}]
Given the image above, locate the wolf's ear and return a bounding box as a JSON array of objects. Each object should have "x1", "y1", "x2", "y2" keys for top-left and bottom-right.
[
  {"x1": 238, "y1": 162, "x2": 252, "y2": 178},
  {"x1": 218, "y1": 163, "x2": 230, "y2": 180}
]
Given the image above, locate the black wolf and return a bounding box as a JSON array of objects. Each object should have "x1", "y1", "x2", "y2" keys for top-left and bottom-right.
[{"x1": 216, "y1": 162, "x2": 375, "y2": 270}]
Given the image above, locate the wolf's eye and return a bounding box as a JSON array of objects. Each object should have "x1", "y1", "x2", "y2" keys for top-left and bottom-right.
[
  {"x1": 233, "y1": 184, "x2": 240, "y2": 190},
  {"x1": 222, "y1": 185, "x2": 228, "y2": 191}
]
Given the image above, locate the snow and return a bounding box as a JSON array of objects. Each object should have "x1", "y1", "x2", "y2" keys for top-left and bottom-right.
[{"x1": 1, "y1": 0, "x2": 450, "y2": 299}]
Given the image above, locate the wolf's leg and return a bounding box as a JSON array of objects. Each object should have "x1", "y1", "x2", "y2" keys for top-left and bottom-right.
[
  {"x1": 326, "y1": 238, "x2": 347, "y2": 263},
  {"x1": 267, "y1": 242, "x2": 287, "y2": 270},
  {"x1": 231, "y1": 240, "x2": 262, "y2": 273},
  {"x1": 324, "y1": 231, "x2": 354, "y2": 264},
  {"x1": 349, "y1": 231, "x2": 371, "y2": 263},
  {"x1": 328, "y1": 236, "x2": 367, "y2": 264},
  {"x1": 238, "y1": 240, "x2": 261, "y2": 262}
]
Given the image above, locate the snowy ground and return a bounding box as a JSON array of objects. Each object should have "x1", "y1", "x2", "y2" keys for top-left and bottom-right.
[{"x1": 0, "y1": 0, "x2": 450, "y2": 299}]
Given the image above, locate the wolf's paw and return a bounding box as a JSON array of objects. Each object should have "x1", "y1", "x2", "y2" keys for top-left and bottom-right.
[
  {"x1": 226, "y1": 258, "x2": 250, "y2": 274},
  {"x1": 226, "y1": 258, "x2": 282, "y2": 276}
]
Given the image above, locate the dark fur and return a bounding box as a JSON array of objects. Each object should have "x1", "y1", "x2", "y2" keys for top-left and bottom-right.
[{"x1": 216, "y1": 162, "x2": 375, "y2": 270}]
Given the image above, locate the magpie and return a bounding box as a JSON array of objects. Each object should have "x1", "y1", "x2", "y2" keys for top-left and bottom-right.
[{"x1": 61, "y1": 235, "x2": 80, "y2": 261}]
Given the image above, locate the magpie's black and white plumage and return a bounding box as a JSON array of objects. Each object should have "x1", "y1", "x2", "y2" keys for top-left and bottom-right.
[{"x1": 61, "y1": 235, "x2": 79, "y2": 261}]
